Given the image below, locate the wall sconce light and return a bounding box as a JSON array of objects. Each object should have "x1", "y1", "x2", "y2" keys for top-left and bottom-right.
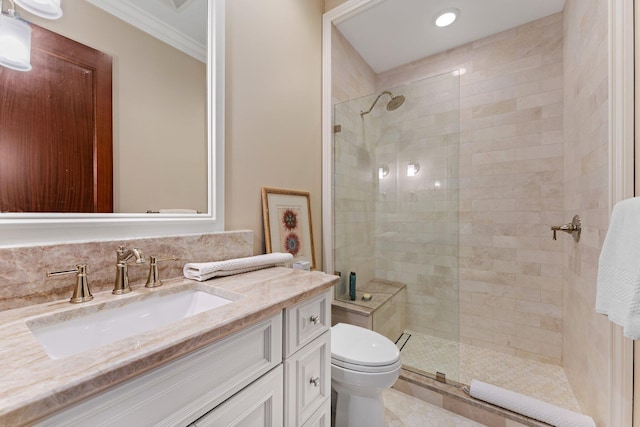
[
  {"x1": 13, "y1": 0, "x2": 62, "y2": 19},
  {"x1": 378, "y1": 164, "x2": 389, "y2": 179},
  {"x1": 0, "y1": 0, "x2": 62, "y2": 72},
  {"x1": 407, "y1": 162, "x2": 420, "y2": 177},
  {"x1": 0, "y1": 11, "x2": 31, "y2": 71}
]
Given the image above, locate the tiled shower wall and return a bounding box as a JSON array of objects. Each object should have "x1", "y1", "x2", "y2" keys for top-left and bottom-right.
[
  {"x1": 562, "y1": 0, "x2": 611, "y2": 424},
  {"x1": 334, "y1": 13, "x2": 565, "y2": 364},
  {"x1": 379, "y1": 14, "x2": 565, "y2": 364}
]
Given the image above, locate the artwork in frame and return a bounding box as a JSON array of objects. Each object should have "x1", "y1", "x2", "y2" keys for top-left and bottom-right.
[{"x1": 261, "y1": 187, "x2": 316, "y2": 270}]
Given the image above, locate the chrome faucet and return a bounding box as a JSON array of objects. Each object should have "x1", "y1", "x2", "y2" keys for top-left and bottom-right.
[{"x1": 113, "y1": 246, "x2": 146, "y2": 295}]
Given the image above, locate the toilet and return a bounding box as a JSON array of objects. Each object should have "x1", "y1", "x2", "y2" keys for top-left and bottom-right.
[{"x1": 331, "y1": 323, "x2": 401, "y2": 427}]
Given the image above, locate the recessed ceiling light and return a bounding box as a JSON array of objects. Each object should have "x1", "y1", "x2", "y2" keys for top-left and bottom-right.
[{"x1": 434, "y1": 8, "x2": 460, "y2": 28}]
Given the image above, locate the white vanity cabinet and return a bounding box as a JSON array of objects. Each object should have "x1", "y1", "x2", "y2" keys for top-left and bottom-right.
[
  {"x1": 284, "y1": 290, "x2": 332, "y2": 427},
  {"x1": 34, "y1": 289, "x2": 333, "y2": 427},
  {"x1": 36, "y1": 314, "x2": 283, "y2": 427}
]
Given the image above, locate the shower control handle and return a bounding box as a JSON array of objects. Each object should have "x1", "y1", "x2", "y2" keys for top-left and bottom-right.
[
  {"x1": 310, "y1": 376, "x2": 321, "y2": 387},
  {"x1": 309, "y1": 315, "x2": 320, "y2": 325},
  {"x1": 550, "y1": 215, "x2": 581, "y2": 242}
]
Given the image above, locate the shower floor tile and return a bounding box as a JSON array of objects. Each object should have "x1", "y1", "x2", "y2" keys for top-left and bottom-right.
[
  {"x1": 399, "y1": 330, "x2": 582, "y2": 413},
  {"x1": 384, "y1": 388, "x2": 483, "y2": 426}
]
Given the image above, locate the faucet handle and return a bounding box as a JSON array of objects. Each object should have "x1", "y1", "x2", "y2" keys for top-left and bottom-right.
[
  {"x1": 47, "y1": 264, "x2": 93, "y2": 303},
  {"x1": 145, "y1": 255, "x2": 178, "y2": 288}
]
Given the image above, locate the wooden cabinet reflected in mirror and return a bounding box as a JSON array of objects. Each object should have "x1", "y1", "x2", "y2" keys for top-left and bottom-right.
[{"x1": 0, "y1": 24, "x2": 113, "y2": 213}]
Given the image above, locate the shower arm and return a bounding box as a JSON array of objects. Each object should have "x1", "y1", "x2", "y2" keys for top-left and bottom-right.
[{"x1": 360, "y1": 91, "x2": 393, "y2": 116}]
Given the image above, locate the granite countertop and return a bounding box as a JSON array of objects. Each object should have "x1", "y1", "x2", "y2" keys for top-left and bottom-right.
[{"x1": 0, "y1": 267, "x2": 338, "y2": 426}]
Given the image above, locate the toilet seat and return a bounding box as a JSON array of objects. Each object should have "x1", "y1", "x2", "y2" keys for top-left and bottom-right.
[
  {"x1": 331, "y1": 323, "x2": 400, "y2": 372},
  {"x1": 332, "y1": 356, "x2": 402, "y2": 373}
]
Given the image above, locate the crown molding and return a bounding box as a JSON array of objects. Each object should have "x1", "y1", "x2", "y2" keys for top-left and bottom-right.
[{"x1": 86, "y1": 0, "x2": 206, "y2": 62}]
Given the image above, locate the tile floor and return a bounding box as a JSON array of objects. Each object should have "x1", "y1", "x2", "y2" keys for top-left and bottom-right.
[
  {"x1": 398, "y1": 330, "x2": 582, "y2": 413},
  {"x1": 384, "y1": 388, "x2": 483, "y2": 426}
]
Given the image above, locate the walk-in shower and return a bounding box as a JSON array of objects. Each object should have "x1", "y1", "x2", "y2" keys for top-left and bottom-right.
[{"x1": 332, "y1": 70, "x2": 582, "y2": 411}]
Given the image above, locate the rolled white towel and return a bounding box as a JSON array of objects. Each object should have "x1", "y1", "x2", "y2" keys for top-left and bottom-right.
[
  {"x1": 183, "y1": 253, "x2": 294, "y2": 281},
  {"x1": 469, "y1": 380, "x2": 595, "y2": 427}
]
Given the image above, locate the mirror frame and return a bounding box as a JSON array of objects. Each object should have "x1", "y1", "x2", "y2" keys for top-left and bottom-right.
[{"x1": 0, "y1": 0, "x2": 225, "y2": 246}]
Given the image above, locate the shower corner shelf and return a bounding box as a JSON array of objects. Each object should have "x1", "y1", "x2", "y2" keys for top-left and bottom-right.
[{"x1": 332, "y1": 279, "x2": 406, "y2": 342}]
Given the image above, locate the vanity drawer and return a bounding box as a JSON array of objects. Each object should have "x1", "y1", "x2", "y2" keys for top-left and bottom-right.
[
  {"x1": 284, "y1": 330, "x2": 331, "y2": 427},
  {"x1": 284, "y1": 290, "x2": 331, "y2": 357}
]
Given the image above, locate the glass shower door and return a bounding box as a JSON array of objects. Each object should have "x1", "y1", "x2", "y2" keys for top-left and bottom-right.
[{"x1": 333, "y1": 70, "x2": 461, "y2": 383}]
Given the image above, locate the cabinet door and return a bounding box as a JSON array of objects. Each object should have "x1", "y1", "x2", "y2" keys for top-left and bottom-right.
[
  {"x1": 302, "y1": 399, "x2": 331, "y2": 427},
  {"x1": 194, "y1": 365, "x2": 283, "y2": 427},
  {"x1": 285, "y1": 330, "x2": 331, "y2": 427}
]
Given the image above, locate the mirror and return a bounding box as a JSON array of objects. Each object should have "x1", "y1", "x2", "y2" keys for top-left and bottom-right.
[{"x1": 0, "y1": 0, "x2": 224, "y2": 245}]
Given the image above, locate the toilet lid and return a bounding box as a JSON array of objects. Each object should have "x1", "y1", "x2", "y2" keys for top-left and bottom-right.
[{"x1": 331, "y1": 323, "x2": 400, "y2": 367}]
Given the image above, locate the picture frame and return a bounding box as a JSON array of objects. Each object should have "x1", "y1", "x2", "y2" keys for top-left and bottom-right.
[{"x1": 261, "y1": 187, "x2": 316, "y2": 270}]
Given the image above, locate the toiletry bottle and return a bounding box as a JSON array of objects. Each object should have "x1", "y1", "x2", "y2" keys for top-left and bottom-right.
[{"x1": 349, "y1": 272, "x2": 356, "y2": 301}]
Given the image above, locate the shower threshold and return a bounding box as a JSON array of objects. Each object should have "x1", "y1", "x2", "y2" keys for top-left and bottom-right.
[{"x1": 396, "y1": 330, "x2": 585, "y2": 425}]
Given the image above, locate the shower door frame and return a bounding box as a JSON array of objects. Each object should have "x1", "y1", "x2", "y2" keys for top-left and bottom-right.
[{"x1": 322, "y1": 0, "x2": 634, "y2": 425}]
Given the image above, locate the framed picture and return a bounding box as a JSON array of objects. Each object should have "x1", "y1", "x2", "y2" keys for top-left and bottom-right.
[{"x1": 261, "y1": 187, "x2": 316, "y2": 270}]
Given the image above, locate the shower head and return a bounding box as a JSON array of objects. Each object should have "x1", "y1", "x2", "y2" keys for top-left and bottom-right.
[
  {"x1": 386, "y1": 94, "x2": 405, "y2": 111},
  {"x1": 360, "y1": 91, "x2": 405, "y2": 116}
]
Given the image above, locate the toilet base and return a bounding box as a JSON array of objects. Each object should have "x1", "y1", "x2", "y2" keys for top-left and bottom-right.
[{"x1": 332, "y1": 382, "x2": 385, "y2": 427}]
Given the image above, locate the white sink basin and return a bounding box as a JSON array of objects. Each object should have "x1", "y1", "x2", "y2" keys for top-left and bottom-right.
[{"x1": 28, "y1": 289, "x2": 235, "y2": 359}]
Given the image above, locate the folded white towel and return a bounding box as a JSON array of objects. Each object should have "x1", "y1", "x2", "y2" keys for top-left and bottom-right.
[
  {"x1": 595, "y1": 197, "x2": 640, "y2": 339},
  {"x1": 183, "y1": 253, "x2": 294, "y2": 281},
  {"x1": 469, "y1": 380, "x2": 595, "y2": 427}
]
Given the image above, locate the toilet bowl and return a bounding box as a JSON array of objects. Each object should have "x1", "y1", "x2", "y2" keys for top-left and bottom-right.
[{"x1": 331, "y1": 323, "x2": 401, "y2": 427}]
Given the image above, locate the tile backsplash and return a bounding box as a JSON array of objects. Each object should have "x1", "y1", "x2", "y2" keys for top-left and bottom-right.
[{"x1": 0, "y1": 231, "x2": 253, "y2": 312}]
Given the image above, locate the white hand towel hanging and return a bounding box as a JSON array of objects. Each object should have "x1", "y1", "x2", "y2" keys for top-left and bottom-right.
[{"x1": 595, "y1": 196, "x2": 640, "y2": 339}]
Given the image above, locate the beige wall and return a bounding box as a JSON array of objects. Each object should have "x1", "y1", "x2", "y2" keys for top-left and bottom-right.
[
  {"x1": 25, "y1": 0, "x2": 207, "y2": 213},
  {"x1": 325, "y1": 0, "x2": 349, "y2": 12},
  {"x1": 562, "y1": 0, "x2": 611, "y2": 424},
  {"x1": 224, "y1": 0, "x2": 325, "y2": 262}
]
